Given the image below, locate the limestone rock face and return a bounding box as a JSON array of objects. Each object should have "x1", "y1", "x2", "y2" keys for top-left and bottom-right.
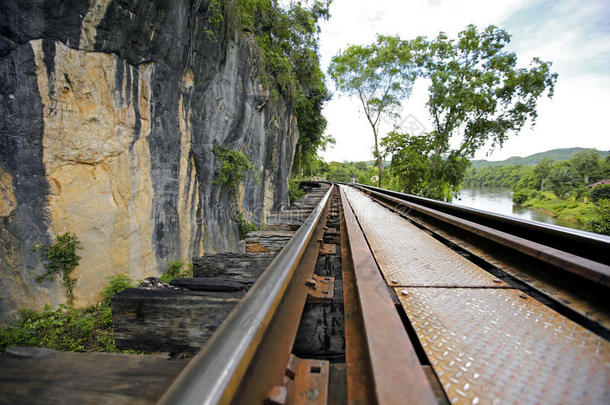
[{"x1": 0, "y1": 0, "x2": 298, "y2": 319}]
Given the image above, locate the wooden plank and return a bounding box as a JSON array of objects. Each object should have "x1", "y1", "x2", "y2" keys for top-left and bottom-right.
[
  {"x1": 192, "y1": 253, "x2": 274, "y2": 278},
  {"x1": 112, "y1": 288, "x2": 243, "y2": 353},
  {"x1": 245, "y1": 231, "x2": 295, "y2": 253},
  {"x1": 170, "y1": 277, "x2": 254, "y2": 292},
  {"x1": 0, "y1": 346, "x2": 188, "y2": 405}
]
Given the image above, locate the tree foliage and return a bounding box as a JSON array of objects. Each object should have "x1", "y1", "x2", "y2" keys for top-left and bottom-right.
[
  {"x1": 586, "y1": 199, "x2": 610, "y2": 235},
  {"x1": 546, "y1": 165, "x2": 580, "y2": 199},
  {"x1": 422, "y1": 25, "x2": 557, "y2": 157},
  {"x1": 461, "y1": 151, "x2": 610, "y2": 234},
  {"x1": 332, "y1": 25, "x2": 557, "y2": 200},
  {"x1": 328, "y1": 35, "x2": 418, "y2": 185},
  {"x1": 465, "y1": 150, "x2": 607, "y2": 195},
  {"x1": 571, "y1": 149, "x2": 601, "y2": 184}
]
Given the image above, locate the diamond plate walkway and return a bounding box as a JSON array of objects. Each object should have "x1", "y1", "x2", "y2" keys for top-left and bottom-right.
[{"x1": 342, "y1": 186, "x2": 610, "y2": 405}]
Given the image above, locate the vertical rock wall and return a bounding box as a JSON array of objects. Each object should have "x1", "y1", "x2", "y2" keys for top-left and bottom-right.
[{"x1": 0, "y1": 0, "x2": 298, "y2": 319}]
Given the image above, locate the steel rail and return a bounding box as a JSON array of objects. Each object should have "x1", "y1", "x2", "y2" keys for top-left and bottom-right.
[
  {"x1": 339, "y1": 185, "x2": 437, "y2": 405},
  {"x1": 356, "y1": 184, "x2": 610, "y2": 264},
  {"x1": 355, "y1": 185, "x2": 610, "y2": 287},
  {"x1": 157, "y1": 185, "x2": 334, "y2": 405}
]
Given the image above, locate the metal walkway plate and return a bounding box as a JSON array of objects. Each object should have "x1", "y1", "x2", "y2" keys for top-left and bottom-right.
[
  {"x1": 344, "y1": 187, "x2": 506, "y2": 287},
  {"x1": 395, "y1": 287, "x2": 610, "y2": 404}
]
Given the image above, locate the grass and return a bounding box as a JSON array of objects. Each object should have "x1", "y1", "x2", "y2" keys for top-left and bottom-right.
[
  {"x1": 522, "y1": 191, "x2": 598, "y2": 225},
  {"x1": 0, "y1": 274, "x2": 136, "y2": 353},
  {"x1": 160, "y1": 261, "x2": 193, "y2": 284},
  {"x1": 234, "y1": 209, "x2": 258, "y2": 239}
]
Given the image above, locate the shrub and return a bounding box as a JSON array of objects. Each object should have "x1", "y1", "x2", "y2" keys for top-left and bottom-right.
[
  {"x1": 160, "y1": 261, "x2": 193, "y2": 284},
  {"x1": 34, "y1": 232, "x2": 83, "y2": 305},
  {"x1": 512, "y1": 190, "x2": 530, "y2": 205},
  {"x1": 586, "y1": 199, "x2": 610, "y2": 235},
  {"x1": 102, "y1": 274, "x2": 136, "y2": 304},
  {"x1": 0, "y1": 304, "x2": 115, "y2": 353},
  {"x1": 289, "y1": 180, "x2": 306, "y2": 202},
  {"x1": 234, "y1": 209, "x2": 258, "y2": 239},
  {"x1": 213, "y1": 145, "x2": 256, "y2": 195},
  {"x1": 591, "y1": 184, "x2": 610, "y2": 202}
]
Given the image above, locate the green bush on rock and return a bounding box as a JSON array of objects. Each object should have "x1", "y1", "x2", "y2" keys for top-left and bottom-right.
[
  {"x1": 160, "y1": 261, "x2": 193, "y2": 284},
  {"x1": 34, "y1": 232, "x2": 83, "y2": 305}
]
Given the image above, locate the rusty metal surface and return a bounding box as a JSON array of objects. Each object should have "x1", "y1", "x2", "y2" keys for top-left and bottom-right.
[
  {"x1": 340, "y1": 186, "x2": 437, "y2": 405},
  {"x1": 363, "y1": 186, "x2": 610, "y2": 334},
  {"x1": 357, "y1": 186, "x2": 610, "y2": 287},
  {"x1": 343, "y1": 187, "x2": 506, "y2": 287},
  {"x1": 357, "y1": 184, "x2": 610, "y2": 265},
  {"x1": 341, "y1": 207, "x2": 376, "y2": 405},
  {"x1": 306, "y1": 274, "x2": 334, "y2": 301},
  {"x1": 265, "y1": 355, "x2": 329, "y2": 405},
  {"x1": 290, "y1": 356, "x2": 329, "y2": 405},
  {"x1": 319, "y1": 243, "x2": 337, "y2": 256},
  {"x1": 395, "y1": 287, "x2": 610, "y2": 404}
]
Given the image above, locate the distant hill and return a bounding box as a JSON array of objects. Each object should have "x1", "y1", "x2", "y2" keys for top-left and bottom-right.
[{"x1": 471, "y1": 148, "x2": 610, "y2": 168}]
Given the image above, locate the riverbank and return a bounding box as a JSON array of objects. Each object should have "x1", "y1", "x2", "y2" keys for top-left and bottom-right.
[
  {"x1": 452, "y1": 187, "x2": 573, "y2": 228},
  {"x1": 518, "y1": 191, "x2": 597, "y2": 227}
]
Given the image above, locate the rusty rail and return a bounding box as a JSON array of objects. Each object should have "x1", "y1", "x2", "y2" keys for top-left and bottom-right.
[
  {"x1": 339, "y1": 186, "x2": 437, "y2": 404},
  {"x1": 157, "y1": 185, "x2": 334, "y2": 405}
]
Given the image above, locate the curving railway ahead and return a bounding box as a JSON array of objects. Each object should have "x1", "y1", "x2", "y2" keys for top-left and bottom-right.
[{"x1": 159, "y1": 182, "x2": 609, "y2": 405}]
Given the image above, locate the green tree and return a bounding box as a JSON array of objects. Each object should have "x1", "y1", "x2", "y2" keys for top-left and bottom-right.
[
  {"x1": 570, "y1": 149, "x2": 600, "y2": 184},
  {"x1": 602, "y1": 155, "x2": 610, "y2": 178},
  {"x1": 328, "y1": 35, "x2": 418, "y2": 186},
  {"x1": 382, "y1": 132, "x2": 435, "y2": 195},
  {"x1": 212, "y1": 145, "x2": 255, "y2": 195},
  {"x1": 35, "y1": 233, "x2": 83, "y2": 305},
  {"x1": 533, "y1": 158, "x2": 553, "y2": 191},
  {"x1": 412, "y1": 25, "x2": 557, "y2": 198},
  {"x1": 586, "y1": 199, "x2": 610, "y2": 235},
  {"x1": 327, "y1": 166, "x2": 352, "y2": 182},
  {"x1": 546, "y1": 165, "x2": 579, "y2": 199},
  {"x1": 591, "y1": 184, "x2": 610, "y2": 202}
]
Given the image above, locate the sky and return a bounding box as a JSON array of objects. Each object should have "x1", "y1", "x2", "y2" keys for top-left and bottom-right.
[{"x1": 316, "y1": 0, "x2": 610, "y2": 163}]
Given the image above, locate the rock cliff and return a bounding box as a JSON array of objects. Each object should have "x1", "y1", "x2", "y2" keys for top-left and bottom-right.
[{"x1": 0, "y1": 0, "x2": 298, "y2": 319}]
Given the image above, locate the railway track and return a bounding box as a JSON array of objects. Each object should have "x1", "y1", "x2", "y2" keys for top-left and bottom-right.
[
  {"x1": 159, "y1": 182, "x2": 609, "y2": 404},
  {"x1": 1, "y1": 182, "x2": 608, "y2": 404}
]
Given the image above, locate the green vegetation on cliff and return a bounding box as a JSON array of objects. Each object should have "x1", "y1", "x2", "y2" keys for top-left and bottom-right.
[
  {"x1": 34, "y1": 233, "x2": 83, "y2": 306},
  {"x1": 0, "y1": 275, "x2": 136, "y2": 353},
  {"x1": 209, "y1": 0, "x2": 332, "y2": 175}
]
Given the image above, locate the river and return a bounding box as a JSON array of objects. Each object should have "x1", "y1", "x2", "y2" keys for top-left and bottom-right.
[{"x1": 452, "y1": 187, "x2": 580, "y2": 229}]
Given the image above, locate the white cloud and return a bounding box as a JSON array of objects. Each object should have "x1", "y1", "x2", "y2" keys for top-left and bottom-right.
[{"x1": 319, "y1": 0, "x2": 610, "y2": 163}]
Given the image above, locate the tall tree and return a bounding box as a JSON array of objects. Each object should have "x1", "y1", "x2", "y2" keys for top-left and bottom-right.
[
  {"x1": 570, "y1": 149, "x2": 600, "y2": 184},
  {"x1": 387, "y1": 25, "x2": 557, "y2": 199},
  {"x1": 533, "y1": 158, "x2": 553, "y2": 191},
  {"x1": 328, "y1": 36, "x2": 417, "y2": 186},
  {"x1": 546, "y1": 164, "x2": 579, "y2": 199}
]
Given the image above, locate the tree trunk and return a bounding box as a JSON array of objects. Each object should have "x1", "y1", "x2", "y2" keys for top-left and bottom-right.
[{"x1": 374, "y1": 129, "x2": 382, "y2": 187}]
